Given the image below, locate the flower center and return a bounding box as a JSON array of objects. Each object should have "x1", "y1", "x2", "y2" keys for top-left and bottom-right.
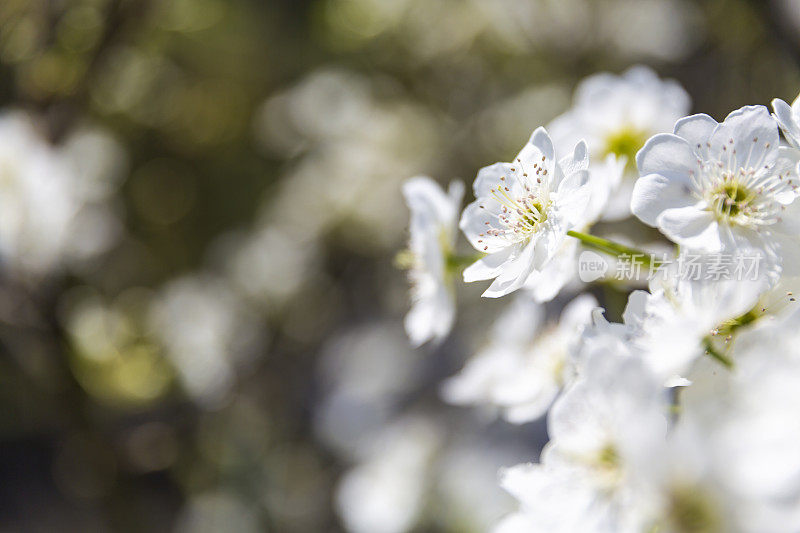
[
  {"x1": 490, "y1": 184, "x2": 550, "y2": 242},
  {"x1": 604, "y1": 127, "x2": 647, "y2": 171},
  {"x1": 708, "y1": 181, "x2": 754, "y2": 222},
  {"x1": 596, "y1": 443, "x2": 619, "y2": 471}
]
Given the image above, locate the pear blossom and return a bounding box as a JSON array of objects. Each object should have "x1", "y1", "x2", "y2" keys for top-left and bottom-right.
[
  {"x1": 441, "y1": 293, "x2": 596, "y2": 423},
  {"x1": 589, "y1": 257, "x2": 773, "y2": 385},
  {"x1": 549, "y1": 65, "x2": 690, "y2": 220},
  {"x1": 631, "y1": 105, "x2": 800, "y2": 270},
  {"x1": 630, "y1": 334, "x2": 800, "y2": 533},
  {"x1": 772, "y1": 92, "x2": 800, "y2": 148},
  {"x1": 401, "y1": 176, "x2": 464, "y2": 346},
  {"x1": 496, "y1": 349, "x2": 668, "y2": 533},
  {"x1": 460, "y1": 127, "x2": 591, "y2": 297}
]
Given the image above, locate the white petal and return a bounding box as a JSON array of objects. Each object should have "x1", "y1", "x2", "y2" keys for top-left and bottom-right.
[
  {"x1": 656, "y1": 206, "x2": 722, "y2": 251},
  {"x1": 532, "y1": 221, "x2": 566, "y2": 271},
  {"x1": 622, "y1": 290, "x2": 649, "y2": 329},
  {"x1": 463, "y1": 247, "x2": 513, "y2": 282},
  {"x1": 555, "y1": 170, "x2": 592, "y2": 227},
  {"x1": 673, "y1": 113, "x2": 717, "y2": 152},
  {"x1": 772, "y1": 98, "x2": 800, "y2": 149},
  {"x1": 447, "y1": 180, "x2": 465, "y2": 209},
  {"x1": 403, "y1": 176, "x2": 456, "y2": 223},
  {"x1": 636, "y1": 133, "x2": 700, "y2": 182},
  {"x1": 773, "y1": 233, "x2": 800, "y2": 277},
  {"x1": 631, "y1": 173, "x2": 695, "y2": 226},
  {"x1": 710, "y1": 105, "x2": 779, "y2": 169},
  {"x1": 524, "y1": 239, "x2": 579, "y2": 303},
  {"x1": 482, "y1": 241, "x2": 538, "y2": 298},
  {"x1": 473, "y1": 162, "x2": 512, "y2": 198},
  {"x1": 404, "y1": 286, "x2": 453, "y2": 347},
  {"x1": 528, "y1": 126, "x2": 555, "y2": 163},
  {"x1": 558, "y1": 140, "x2": 589, "y2": 179},
  {"x1": 459, "y1": 201, "x2": 506, "y2": 254}
]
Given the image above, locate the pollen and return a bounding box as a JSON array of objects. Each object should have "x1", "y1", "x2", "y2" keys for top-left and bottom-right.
[{"x1": 710, "y1": 182, "x2": 752, "y2": 219}]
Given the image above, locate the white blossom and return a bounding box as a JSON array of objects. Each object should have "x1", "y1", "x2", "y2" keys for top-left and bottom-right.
[
  {"x1": 460, "y1": 127, "x2": 591, "y2": 297},
  {"x1": 335, "y1": 417, "x2": 441, "y2": 533},
  {"x1": 549, "y1": 65, "x2": 690, "y2": 220},
  {"x1": 401, "y1": 176, "x2": 464, "y2": 346},
  {"x1": 589, "y1": 258, "x2": 773, "y2": 385},
  {"x1": 631, "y1": 105, "x2": 800, "y2": 272},
  {"x1": 496, "y1": 349, "x2": 668, "y2": 533},
  {"x1": 442, "y1": 293, "x2": 596, "y2": 423}
]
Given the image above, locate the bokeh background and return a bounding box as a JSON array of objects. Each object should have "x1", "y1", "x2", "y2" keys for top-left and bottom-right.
[{"x1": 1, "y1": 0, "x2": 800, "y2": 531}]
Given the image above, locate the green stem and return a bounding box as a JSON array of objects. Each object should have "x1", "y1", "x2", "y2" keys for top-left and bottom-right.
[
  {"x1": 703, "y1": 337, "x2": 734, "y2": 369},
  {"x1": 567, "y1": 230, "x2": 660, "y2": 269}
]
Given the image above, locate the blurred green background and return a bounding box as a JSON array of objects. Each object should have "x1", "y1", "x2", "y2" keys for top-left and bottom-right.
[{"x1": 1, "y1": 0, "x2": 800, "y2": 531}]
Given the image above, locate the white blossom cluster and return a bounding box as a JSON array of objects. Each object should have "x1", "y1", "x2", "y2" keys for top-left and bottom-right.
[{"x1": 400, "y1": 66, "x2": 800, "y2": 532}]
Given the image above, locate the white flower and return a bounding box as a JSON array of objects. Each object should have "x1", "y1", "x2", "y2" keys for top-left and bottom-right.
[
  {"x1": 460, "y1": 127, "x2": 591, "y2": 298},
  {"x1": 335, "y1": 417, "x2": 441, "y2": 533},
  {"x1": 149, "y1": 275, "x2": 265, "y2": 407},
  {"x1": 549, "y1": 65, "x2": 690, "y2": 220},
  {"x1": 772, "y1": 92, "x2": 800, "y2": 148},
  {"x1": 495, "y1": 349, "x2": 668, "y2": 533},
  {"x1": 632, "y1": 339, "x2": 800, "y2": 533},
  {"x1": 0, "y1": 111, "x2": 124, "y2": 276},
  {"x1": 590, "y1": 258, "x2": 773, "y2": 385},
  {"x1": 631, "y1": 105, "x2": 800, "y2": 270},
  {"x1": 441, "y1": 293, "x2": 596, "y2": 423},
  {"x1": 494, "y1": 462, "x2": 607, "y2": 533},
  {"x1": 521, "y1": 232, "x2": 585, "y2": 303},
  {"x1": 401, "y1": 176, "x2": 464, "y2": 346}
]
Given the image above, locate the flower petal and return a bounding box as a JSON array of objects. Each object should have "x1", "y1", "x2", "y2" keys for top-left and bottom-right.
[
  {"x1": 673, "y1": 113, "x2": 717, "y2": 154},
  {"x1": 710, "y1": 105, "x2": 779, "y2": 170},
  {"x1": 463, "y1": 247, "x2": 513, "y2": 282},
  {"x1": 656, "y1": 206, "x2": 721, "y2": 251},
  {"x1": 772, "y1": 97, "x2": 800, "y2": 149},
  {"x1": 631, "y1": 173, "x2": 695, "y2": 226},
  {"x1": 636, "y1": 133, "x2": 700, "y2": 183}
]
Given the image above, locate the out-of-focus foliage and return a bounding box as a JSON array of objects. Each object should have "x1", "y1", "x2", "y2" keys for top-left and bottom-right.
[{"x1": 0, "y1": 0, "x2": 799, "y2": 531}]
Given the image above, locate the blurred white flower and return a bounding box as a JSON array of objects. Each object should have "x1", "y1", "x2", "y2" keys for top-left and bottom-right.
[
  {"x1": 442, "y1": 293, "x2": 596, "y2": 423},
  {"x1": 255, "y1": 69, "x2": 442, "y2": 248},
  {"x1": 460, "y1": 128, "x2": 591, "y2": 297},
  {"x1": 632, "y1": 331, "x2": 800, "y2": 533},
  {"x1": 220, "y1": 225, "x2": 319, "y2": 308},
  {"x1": 401, "y1": 176, "x2": 463, "y2": 346},
  {"x1": 0, "y1": 111, "x2": 125, "y2": 277},
  {"x1": 549, "y1": 65, "x2": 690, "y2": 220},
  {"x1": 335, "y1": 417, "x2": 441, "y2": 533},
  {"x1": 632, "y1": 106, "x2": 800, "y2": 271},
  {"x1": 496, "y1": 349, "x2": 667, "y2": 533},
  {"x1": 148, "y1": 274, "x2": 265, "y2": 407},
  {"x1": 477, "y1": 0, "x2": 699, "y2": 61},
  {"x1": 314, "y1": 322, "x2": 424, "y2": 459},
  {"x1": 435, "y1": 441, "x2": 523, "y2": 532}
]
